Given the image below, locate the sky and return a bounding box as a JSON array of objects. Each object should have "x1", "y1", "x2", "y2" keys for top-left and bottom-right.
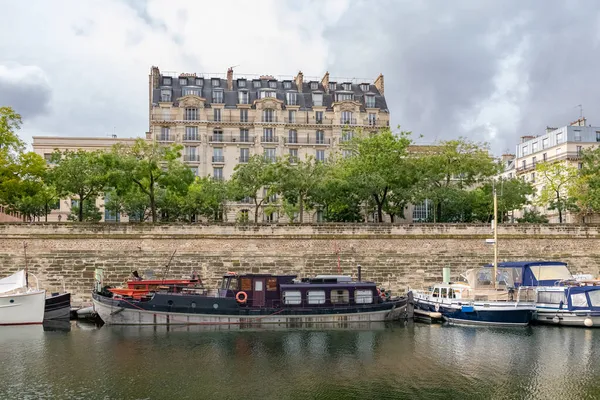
[{"x1": 1, "y1": 0, "x2": 599, "y2": 155}]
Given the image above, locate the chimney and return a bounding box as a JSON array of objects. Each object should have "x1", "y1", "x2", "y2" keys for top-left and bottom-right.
[
  {"x1": 546, "y1": 126, "x2": 558, "y2": 134},
  {"x1": 520, "y1": 135, "x2": 535, "y2": 143},
  {"x1": 321, "y1": 71, "x2": 330, "y2": 93},
  {"x1": 374, "y1": 73, "x2": 384, "y2": 95},
  {"x1": 151, "y1": 66, "x2": 160, "y2": 89},
  {"x1": 227, "y1": 67, "x2": 233, "y2": 90},
  {"x1": 570, "y1": 117, "x2": 586, "y2": 127},
  {"x1": 295, "y1": 71, "x2": 304, "y2": 93}
]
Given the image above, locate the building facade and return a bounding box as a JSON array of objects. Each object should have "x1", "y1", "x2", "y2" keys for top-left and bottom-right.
[{"x1": 147, "y1": 66, "x2": 390, "y2": 222}]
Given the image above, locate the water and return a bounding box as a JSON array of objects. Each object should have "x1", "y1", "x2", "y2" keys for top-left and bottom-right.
[{"x1": 1, "y1": 322, "x2": 600, "y2": 400}]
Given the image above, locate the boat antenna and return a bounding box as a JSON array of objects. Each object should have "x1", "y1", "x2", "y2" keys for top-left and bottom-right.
[
  {"x1": 493, "y1": 186, "x2": 498, "y2": 290},
  {"x1": 161, "y1": 250, "x2": 177, "y2": 284},
  {"x1": 23, "y1": 242, "x2": 29, "y2": 288}
]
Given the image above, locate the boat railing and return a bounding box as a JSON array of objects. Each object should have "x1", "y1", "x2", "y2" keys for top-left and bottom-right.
[{"x1": 238, "y1": 294, "x2": 386, "y2": 309}]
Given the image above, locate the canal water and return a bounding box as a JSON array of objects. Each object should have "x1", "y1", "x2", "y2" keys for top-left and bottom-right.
[{"x1": 1, "y1": 321, "x2": 599, "y2": 400}]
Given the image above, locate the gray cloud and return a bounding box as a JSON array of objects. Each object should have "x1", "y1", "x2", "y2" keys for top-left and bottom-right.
[
  {"x1": 0, "y1": 64, "x2": 52, "y2": 119},
  {"x1": 324, "y1": 0, "x2": 600, "y2": 154},
  {"x1": 121, "y1": 0, "x2": 167, "y2": 31}
]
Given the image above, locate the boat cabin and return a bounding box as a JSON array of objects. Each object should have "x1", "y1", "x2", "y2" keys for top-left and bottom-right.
[
  {"x1": 481, "y1": 261, "x2": 572, "y2": 287},
  {"x1": 220, "y1": 273, "x2": 384, "y2": 308}
]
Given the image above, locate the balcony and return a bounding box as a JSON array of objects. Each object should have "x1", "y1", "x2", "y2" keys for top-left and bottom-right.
[
  {"x1": 209, "y1": 134, "x2": 255, "y2": 144},
  {"x1": 212, "y1": 97, "x2": 225, "y2": 104},
  {"x1": 311, "y1": 117, "x2": 332, "y2": 125},
  {"x1": 364, "y1": 118, "x2": 389, "y2": 127},
  {"x1": 283, "y1": 137, "x2": 331, "y2": 146},
  {"x1": 157, "y1": 135, "x2": 174, "y2": 142},
  {"x1": 183, "y1": 135, "x2": 200, "y2": 142},
  {"x1": 151, "y1": 114, "x2": 176, "y2": 122},
  {"x1": 239, "y1": 156, "x2": 250, "y2": 163},
  {"x1": 261, "y1": 116, "x2": 278, "y2": 123},
  {"x1": 207, "y1": 115, "x2": 252, "y2": 124},
  {"x1": 184, "y1": 154, "x2": 200, "y2": 162},
  {"x1": 212, "y1": 156, "x2": 225, "y2": 163},
  {"x1": 516, "y1": 151, "x2": 583, "y2": 173},
  {"x1": 340, "y1": 118, "x2": 357, "y2": 125},
  {"x1": 261, "y1": 136, "x2": 279, "y2": 143}
]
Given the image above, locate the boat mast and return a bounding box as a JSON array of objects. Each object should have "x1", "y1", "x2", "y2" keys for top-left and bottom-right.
[
  {"x1": 23, "y1": 242, "x2": 29, "y2": 288},
  {"x1": 493, "y1": 187, "x2": 498, "y2": 290}
]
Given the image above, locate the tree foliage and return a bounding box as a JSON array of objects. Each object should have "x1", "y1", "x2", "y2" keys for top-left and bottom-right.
[
  {"x1": 230, "y1": 155, "x2": 276, "y2": 223},
  {"x1": 535, "y1": 161, "x2": 579, "y2": 223}
]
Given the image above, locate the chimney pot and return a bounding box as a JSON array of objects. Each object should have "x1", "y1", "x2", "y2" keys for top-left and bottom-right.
[{"x1": 227, "y1": 67, "x2": 233, "y2": 90}]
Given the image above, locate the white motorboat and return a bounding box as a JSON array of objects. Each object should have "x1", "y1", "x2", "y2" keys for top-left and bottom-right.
[{"x1": 0, "y1": 270, "x2": 46, "y2": 326}]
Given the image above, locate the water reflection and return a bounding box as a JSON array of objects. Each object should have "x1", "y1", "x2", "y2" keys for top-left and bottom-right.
[{"x1": 0, "y1": 322, "x2": 599, "y2": 399}]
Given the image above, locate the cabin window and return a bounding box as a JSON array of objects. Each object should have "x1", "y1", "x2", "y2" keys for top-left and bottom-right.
[
  {"x1": 241, "y1": 278, "x2": 252, "y2": 291},
  {"x1": 432, "y1": 288, "x2": 440, "y2": 298},
  {"x1": 307, "y1": 290, "x2": 326, "y2": 305},
  {"x1": 355, "y1": 289, "x2": 373, "y2": 304},
  {"x1": 267, "y1": 278, "x2": 278, "y2": 291},
  {"x1": 448, "y1": 289, "x2": 455, "y2": 299},
  {"x1": 283, "y1": 290, "x2": 302, "y2": 305},
  {"x1": 570, "y1": 293, "x2": 588, "y2": 307},
  {"x1": 537, "y1": 291, "x2": 566, "y2": 304},
  {"x1": 588, "y1": 291, "x2": 600, "y2": 307},
  {"x1": 440, "y1": 288, "x2": 448, "y2": 298},
  {"x1": 330, "y1": 289, "x2": 349, "y2": 304}
]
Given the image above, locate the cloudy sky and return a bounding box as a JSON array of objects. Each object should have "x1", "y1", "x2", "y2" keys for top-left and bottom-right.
[{"x1": 1, "y1": 0, "x2": 599, "y2": 154}]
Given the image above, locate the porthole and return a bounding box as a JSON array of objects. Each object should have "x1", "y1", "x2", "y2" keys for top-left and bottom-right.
[
  {"x1": 213, "y1": 303, "x2": 219, "y2": 309},
  {"x1": 9, "y1": 299, "x2": 14, "y2": 304},
  {"x1": 167, "y1": 300, "x2": 174, "y2": 306},
  {"x1": 191, "y1": 302, "x2": 196, "y2": 308}
]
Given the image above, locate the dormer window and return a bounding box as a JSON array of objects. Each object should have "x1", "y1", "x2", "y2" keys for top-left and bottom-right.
[
  {"x1": 238, "y1": 79, "x2": 246, "y2": 88},
  {"x1": 179, "y1": 78, "x2": 187, "y2": 85},
  {"x1": 310, "y1": 82, "x2": 318, "y2": 90},
  {"x1": 212, "y1": 78, "x2": 220, "y2": 87},
  {"x1": 253, "y1": 80, "x2": 261, "y2": 88},
  {"x1": 329, "y1": 82, "x2": 337, "y2": 91},
  {"x1": 160, "y1": 89, "x2": 171, "y2": 102},
  {"x1": 238, "y1": 90, "x2": 249, "y2": 104},
  {"x1": 312, "y1": 92, "x2": 323, "y2": 107},
  {"x1": 195, "y1": 78, "x2": 203, "y2": 86},
  {"x1": 342, "y1": 83, "x2": 352, "y2": 91},
  {"x1": 286, "y1": 92, "x2": 298, "y2": 106},
  {"x1": 182, "y1": 87, "x2": 201, "y2": 96},
  {"x1": 269, "y1": 81, "x2": 277, "y2": 89},
  {"x1": 337, "y1": 93, "x2": 353, "y2": 102},
  {"x1": 259, "y1": 90, "x2": 276, "y2": 99},
  {"x1": 365, "y1": 95, "x2": 376, "y2": 108},
  {"x1": 283, "y1": 81, "x2": 292, "y2": 89},
  {"x1": 163, "y1": 77, "x2": 172, "y2": 86},
  {"x1": 360, "y1": 84, "x2": 370, "y2": 91}
]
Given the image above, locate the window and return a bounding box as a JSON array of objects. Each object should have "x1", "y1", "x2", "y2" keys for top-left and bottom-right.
[
  {"x1": 185, "y1": 108, "x2": 198, "y2": 121},
  {"x1": 238, "y1": 91, "x2": 249, "y2": 104},
  {"x1": 368, "y1": 113, "x2": 376, "y2": 126},
  {"x1": 195, "y1": 78, "x2": 203, "y2": 86},
  {"x1": 537, "y1": 291, "x2": 567, "y2": 304},
  {"x1": 253, "y1": 80, "x2": 261, "y2": 88},
  {"x1": 283, "y1": 81, "x2": 291, "y2": 89},
  {"x1": 240, "y1": 109, "x2": 248, "y2": 123},
  {"x1": 588, "y1": 290, "x2": 600, "y2": 307},
  {"x1": 263, "y1": 128, "x2": 274, "y2": 142},
  {"x1": 531, "y1": 172, "x2": 535, "y2": 183},
  {"x1": 44, "y1": 153, "x2": 53, "y2": 164},
  {"x1": 365, "y1": 95, "x2": 376, "y2": 108},
  {"x1": 160, "y1": 126, "x2": 170, "y2": 141},
  {"x1": 240, "y1": 128, "x2": 250, "y2": 142},
  {"x1": 239, "y1": 209, "x2": 249, "y2": 222},
  {"x1": 182, "y1": 87, "x2": 200, "y2": 96},
  {"x1": 337, "y1": 93, "x2": 353, "y2": 102},
  {"x1": 441, "y1": 288, "x2": 448, "y2": 298},
  {"x1": 239, "y1": 148, "x2": 249, "y2": 163},
  {"x1": 267, "y1": 278, "x2": 278, "y2": 291},
  {"x1": 331, "y1": 289, "x2": 349, "y2": 304},
  {"x1": 179, "y1": 78, "x2": 187, "y2": 85},
  {"x1": 307, "y1": 291, "x2": 326, "y2": 305},
  {"x1": 286, "y1": 92, "x2": 298, "y2": 106},
  {"x1": 184, "y1": 146, "x2": 197, "y2": 162},
  {"x1": 213, "y1": 167, "x2": 223, "y2": 181},
  {"x1": 341, "y1": 111, "x2": 353, "y2": 124},
  {"x1": 316, "y1": 130, "x2": 324, "y2": 144},
  {"x1": 283, "y1": 291, "x2": 302, "y2": 305},
  {"x1": 212, "y1": 129, "x2": 223, "y2": 142},
  {"x1": 543, "y1": 137, "x2": 549, "y2": 149},
  {"x1": 241, "y1": 278, "x2": 252, "y2": 291},
  {"x1": 310, "y1": 82, "x2": 318, "y2": 90},
  {"x1": 289, "y1": 148, "x2": 298, "y2": 162},
  {"x1": 267, "y1": 80, "x2": 276, "y2": 89},
  {"x1": 212, "y1": 90, "x2": 223, "y2": 103},
  {"x1": 237, "y1": 79, "x2": 246, "y2": 88},
  {"x1": 571, "y1": 293, "x2": 588, "y2": 307},
  {"x1": 355, "y1": 289, "x2": 373, "y2": 304},
  {"x1": 213, "y1": 147, "x2": 224, "y2": 163},
  {"x1": 596, "y1": 131, "x2": 600, "y2": 142},
  {"x1": 184, "y1": 126, "x2": 198, "y2": 141},
  {"x1": 316, "y1": 149, "x2": 325, "y2": 162},
  {"x1": 522, "y1": 145, "x2": 529, "y2": 156},
  {"x1": 556, "y1": 132, "x2": 564, "y2": 143},
  {"x1": 577, "y1": 145, "x2": 583, "y2": 155},
  {"x1": 432, "y1": 288, "x2": 439, "y2": 297},
  {"x1": 521, "y1": 160, "x2": 526, "y2": 170},
  {"x1": 213, "y1": 108, "x2": 221, "y2": 122},
  {"x1": 262, "y1": 109, "x2": 274, "y2": 122},
  {"x1": 212, "y1": 78, "x2": 220, "y2": 87},
  {"x1": 288, "y1": 110, "x2": 296, "y2": 123},
  {"x1": 360, "y1": 84, "x2": 370, "y2": 91},
  {"x1": 578, "y1": 162, "x2": 583, "y2": 170},
  {"x1": 315, "y1": 111, "x2": 323, "y2": 123},
  {"x1": 412, "y1": 199, "x2": 431, "y2": 222},
  {"x1": 163, "y1": 77, "x2": 172, "y2": 86},
  {"x1": 160, "y1": 89, "x2": 171, "y2": 102},
  {"x1": 259, "y1": 90, "x2": 276, "y2": 99},
  {"x1": 264, "y1": 211, "x2": 277, "y2": 223},
  {"x1": 532, "y1": 142, "x2": 538, "y2": 153},
  {"x1": 312, "y1": 93, "x2": 323, "y2": 106},
  {"x1": 342, "y1": 149, "x2": 352, "y2": 158},
  {"x1": 316, "y1": 209, "x2": 324, "y2": 222},
  {"x1": 329, "y1": 82, "x2": 337, "y2": 91},
  {"x1": 532, "y1": 156, "x2": 537, "y2": 166},
  {"x1": 264, "y1": 148, "x2": 276, "y2": 162},
  {"x1": 288, "y1": 129, "x2": 298, "y2": 143},
  {"x1": 342, "y1": 83, "x2": 352, "y2": 91},
  {"x1": 543, "y1": 153, "x2": 547, "y2": 161}
]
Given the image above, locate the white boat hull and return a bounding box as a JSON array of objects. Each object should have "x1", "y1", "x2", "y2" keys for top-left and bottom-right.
[
  {"x1": 535, "y1": 308, "x2": 600, "y2": 327},
  {"x1": 0, "y1": 290, "x2": 46, "y2": 326}
]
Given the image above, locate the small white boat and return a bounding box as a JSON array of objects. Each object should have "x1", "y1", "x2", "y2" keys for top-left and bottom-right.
[{"x1": 0, "y1": 270, "x2": 46, "y2": 326}]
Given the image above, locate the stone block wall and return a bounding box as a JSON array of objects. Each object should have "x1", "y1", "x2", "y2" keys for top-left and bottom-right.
[{"x1": 1, "y1": 223, "x2": 599, "y2": 306}]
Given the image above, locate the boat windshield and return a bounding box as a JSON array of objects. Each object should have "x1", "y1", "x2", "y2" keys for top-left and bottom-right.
[
  {"x1": 529, "y1": 264, "x2": 571, "y2": 282},
  {"x1": 464, "y1": 268, "x2": 522, "y2": 289}
]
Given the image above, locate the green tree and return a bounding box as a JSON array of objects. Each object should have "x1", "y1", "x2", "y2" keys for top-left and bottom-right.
[
  {"x1": 535, "y1": 161, "x2": 579, "y2": 223},
  {"x1": 517, "y1": 209, "x2": 549, "y2": 224},
  {"x1": 50, "y1": 150, "x2": 107, "y2": 222},
  {"x1": 67, "y1": 199, "x2": 102, "y2": 222},
  {"x1": 311, "y1": 164, "x2": 364, "y2": 222},
  {"x1": 571, "y1": 147, "x2": 600, "y2": 223},
  {"x1": 416, "y1": 138, "x2": 497, "y2": 222},
  {"x1": 340, "y1": 128, "x2": 416, "y2": 223},
  {"x1": 106, "y1": 139, "x2": 194, "y2": 222},
  {"x1": 0, "y1": 106, "x2": 24, "y2": 152},
  {"x1": 472, "y1": 178, "x2": 535, "y2": 223},
  {"x1": 230, "y1": 155, "x2": 276, "y2": 223}
]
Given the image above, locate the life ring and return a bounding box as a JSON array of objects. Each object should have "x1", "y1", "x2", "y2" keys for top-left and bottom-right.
[{"x1": 236, "y1": 291, "x2": 248, "y2": 304}]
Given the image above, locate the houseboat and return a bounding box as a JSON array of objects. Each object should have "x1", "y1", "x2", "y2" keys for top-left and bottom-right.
[{"x1": 92, "y1": 269, "x2": 409, "y2": 326}]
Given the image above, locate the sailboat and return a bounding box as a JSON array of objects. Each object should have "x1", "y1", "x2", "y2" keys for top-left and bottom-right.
[
  {"x1": 410, "y1": 188, "x2": 537, "y2": 326},
  {"x1": 0, "y1": 270, "x2": 46, "y2": 326}
]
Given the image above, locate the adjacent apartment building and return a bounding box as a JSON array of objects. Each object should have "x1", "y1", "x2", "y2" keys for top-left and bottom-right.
[
  {"x1": 147, "y1": 66, "x2": 390, "y2": 222},
  {"x1": 511, "y1": 117, "x2": 600, "y2": 223}
]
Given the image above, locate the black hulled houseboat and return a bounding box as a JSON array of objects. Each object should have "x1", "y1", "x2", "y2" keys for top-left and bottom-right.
[{"x1": 92, "y1": 270, "x2": 409, "y2": 326}]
